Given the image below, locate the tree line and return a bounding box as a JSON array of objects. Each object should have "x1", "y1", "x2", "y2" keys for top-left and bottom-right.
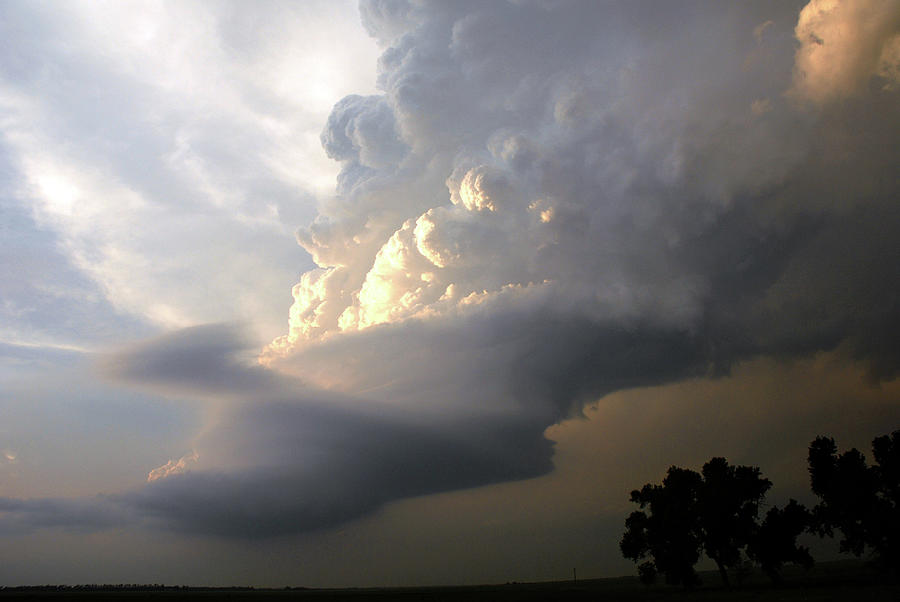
[{"x1": 620, "y1": 430, "x2": 900, "y2": 588}]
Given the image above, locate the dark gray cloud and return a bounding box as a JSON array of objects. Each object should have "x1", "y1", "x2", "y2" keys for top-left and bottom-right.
[
  {"x1": 3, "y1": 307, "x2": 707, "y2": 538},
  {"x1": 125, "y1": 400, "x2": 552, "y2": 538},
  {"x1": 100, "y1": 323, "x2": 278, "y2": 396},
  {"x1": 2, "y1": 324, "x2": 555, "y2": 538},
  {"x1": 0, "y1": 496, "x2": 129, "y2": 536}
]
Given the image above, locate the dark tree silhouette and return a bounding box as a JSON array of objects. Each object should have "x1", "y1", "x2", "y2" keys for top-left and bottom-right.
[
  {"x1": 621, "y1": 466, "x2": 703, "y2": 588},
  {"x1": 808, "y1": 431, "x2": 900, "y2": 570},
  {"x1": 698, "y1": 457, "x2": 771, "y2": 587},
  {"x1": 637, "y1": 561, "x2": 657, "y2": 586},
  {"x1": 620, "y1": 458, "x2": 772, "y2": 588},
  {"x1": 747, "y1": 499, "x2": 813, "y2": 584},
  {"x1": 871, "y1": 431, "x2": 900, "y2": 569}
]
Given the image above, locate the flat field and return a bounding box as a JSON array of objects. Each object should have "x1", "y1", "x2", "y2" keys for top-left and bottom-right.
[{"x1": 1, "y1": 561, "x2": 896, "y2": 601}]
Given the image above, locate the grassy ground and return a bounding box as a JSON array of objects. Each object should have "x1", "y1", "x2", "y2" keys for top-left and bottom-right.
[{"x1": 1, "y1": 560, "x2": 896, "y2": 601}]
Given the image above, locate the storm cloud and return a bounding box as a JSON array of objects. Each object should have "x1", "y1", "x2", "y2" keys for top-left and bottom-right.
[
  {"x1": 268, "y1": 0, "x2": 900, "y2": 377},
  {"x1": 4, "y1": 324, "x2": 557, "y2": 538},
  {"x1": 3, "y1": 0, "x2": 900, "y2": 546},
  {"x1": 258, "y1": 0, "x2": 900, "y2": 533}
]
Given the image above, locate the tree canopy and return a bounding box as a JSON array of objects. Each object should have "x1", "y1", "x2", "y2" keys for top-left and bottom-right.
[
  {"x1": 620, "y1": 430, "x2": 900, "y2": 589},
  {"x1": 808, "y1": 430, "x2": 900, "y2": 570},
  {"x1": 746, "y1": 499, "x2": 813, "y2": 584},
  {"x1": 698, "y1": 457, "x2": 772, "y2": 586},
  {"x1": 620, "y1": 458, "x2": 776, "y2": 588},
  {"x1": 620, "y1": 466, "x2": 703, "y2": 587}
]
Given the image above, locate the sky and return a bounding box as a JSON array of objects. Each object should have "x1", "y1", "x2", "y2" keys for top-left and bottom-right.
[{"x1": 1, "y1": 0, "x2": 900, "y2": 588}]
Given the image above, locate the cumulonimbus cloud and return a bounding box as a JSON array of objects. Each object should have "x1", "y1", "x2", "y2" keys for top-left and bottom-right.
[
  {"x1": 3, "y1": 0, "x2": 899, "y2": 540},
  {"x1": 267, "y1": 0, "x2": 900, "y2": 375}
]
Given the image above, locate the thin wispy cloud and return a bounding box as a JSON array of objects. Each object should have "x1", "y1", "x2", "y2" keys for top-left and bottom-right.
[{"x1": 0, "y1": 0, "x2": 378, "y2": 344}]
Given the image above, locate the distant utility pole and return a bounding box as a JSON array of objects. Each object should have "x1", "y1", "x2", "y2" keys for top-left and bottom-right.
[{"x1": 573, "y1": 568, "x2": 577, "y2": 583}]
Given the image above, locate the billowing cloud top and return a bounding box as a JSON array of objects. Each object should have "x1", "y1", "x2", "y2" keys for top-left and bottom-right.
[
  {"x1": 791, "y1": 0, "x2": 900, "y2": 104},
  {"x1": 264, "y1": 0, "x2": 900, "y2": 382}
]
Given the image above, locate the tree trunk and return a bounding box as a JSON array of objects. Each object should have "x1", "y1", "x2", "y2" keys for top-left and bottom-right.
[
  {"x1": 714, "y1": 558, "x2": 731, "y2": 589},
  {"x1": 764, "y1": 566, "x2": 783, "y2": 585}
]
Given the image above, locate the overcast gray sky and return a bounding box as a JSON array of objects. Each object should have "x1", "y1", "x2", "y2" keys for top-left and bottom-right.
[{"x1": 2, "y1": 0, "x2": 900, "y2": 588}]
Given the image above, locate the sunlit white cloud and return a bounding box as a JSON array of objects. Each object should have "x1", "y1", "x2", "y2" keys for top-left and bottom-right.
[
  {"x1": 267, "y1": 1, "x2": 801, "y2": 353},
  {"x1": 147, "y1": 450, "x2": 198, "y2": 482},
  {"x1": 263, "y1": 1, "x2": 899, "y2": 389},
  {"x1": 790, "y1": 0, "x2": 900, "y2": 104},
  {"x1": 0, "y1": 0, "x2": 379, "y2": 342}
]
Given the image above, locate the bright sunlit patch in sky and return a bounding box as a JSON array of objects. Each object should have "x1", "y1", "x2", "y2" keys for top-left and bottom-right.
[
  {"x1": 147, "y1": 450, "x2": 198, "y2": 482},
  {"x1": 32, "y1": 172, "x2": 80, "y2": 219},
  {"x1": 0, "y1": 0, "x2": 379, "y2": 343}
]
